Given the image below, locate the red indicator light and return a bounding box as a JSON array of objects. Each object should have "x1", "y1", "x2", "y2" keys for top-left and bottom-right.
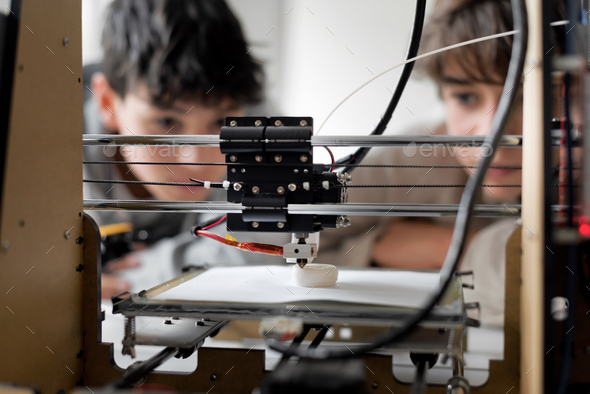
[{"x1": 580, "y1": 223, "x2": 590, "y2": 237}]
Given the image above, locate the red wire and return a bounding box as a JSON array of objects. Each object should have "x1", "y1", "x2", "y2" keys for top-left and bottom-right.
[
  {"x1": 324, "y1": 147, "x2": 335, "y2": 171},
  {"x1": 202, "y1": 215, "x2": 227, "y2": 230}
]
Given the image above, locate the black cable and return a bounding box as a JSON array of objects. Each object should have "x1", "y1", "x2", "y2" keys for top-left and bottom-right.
[
  {"x1": 308, "y1": 326, "x2": 330, "y2": 349},
  {"x1": 410, "y1": 360, "x2": 429, "y2": 394},
  {"x1": 276, "y1": 326, "x2": 311, "y2": 369},
  {"x1": 339, "y1": 0, "x2": 427, "y2": 174},
  {"x1": 109, "y1": 347, "x2": 179, "y2": 388},
  {"x1": 264, "y1": 0, "x2": 527, "y2": 360}
]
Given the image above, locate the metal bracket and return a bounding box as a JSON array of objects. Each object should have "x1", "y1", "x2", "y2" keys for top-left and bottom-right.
[
  {"x1": 455, "y1": 270, "x2": 474, "y2": 290},
  {"x1": 464, "y1": 302, "x2": 481, "y2": 327}
]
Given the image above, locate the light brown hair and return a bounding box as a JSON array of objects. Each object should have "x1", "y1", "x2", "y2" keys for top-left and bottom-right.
[
  {"x1": 418, "y1": 0, "x2": 514, "y2": 84},
  {"x1": 419, "y1": 0, "x2": 566, "y2": 85}
]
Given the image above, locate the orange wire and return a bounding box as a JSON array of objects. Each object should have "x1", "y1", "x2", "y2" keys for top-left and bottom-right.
[{"x1": 196, "y1": 230, "x2": 283, "y2": 256}]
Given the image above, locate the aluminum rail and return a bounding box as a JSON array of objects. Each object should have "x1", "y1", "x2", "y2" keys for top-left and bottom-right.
[
  {"x1": 83, "y1": 134, "x2": 523, "y2": 147},
  {"x1": 84, "y1": 200, "x2": 243, "y2": 213},
  {"x1": 84, "y1": 199, "x2": 532, "y2": 218}
]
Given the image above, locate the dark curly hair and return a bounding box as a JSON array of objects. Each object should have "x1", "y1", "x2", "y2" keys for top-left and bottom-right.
[{"x1": 101, "y1": 0, "x2": 263, "y2": 106}]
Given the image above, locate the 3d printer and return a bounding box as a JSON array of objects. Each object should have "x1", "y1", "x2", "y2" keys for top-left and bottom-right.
[{"x1": 2, "y1": 0, "x2": 590, "y2": 393}]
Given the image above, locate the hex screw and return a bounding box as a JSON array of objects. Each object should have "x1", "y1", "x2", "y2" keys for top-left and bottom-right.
[
  {"x1": 300, "y1": 155, "x2": 308, "y2": 163},
  {"x1": 230, "y1": 155, "x2": 237, "y2": 162},
  {"x1": 277, "y1": 222, "x2": 285, "y2": 229},
  {"x1": 274, "y1": 155, "x2": 282, "y2": 163},
  {"x1": 252, "y1": 222, "x2": 260, "y2": 228},
  {"x1": 229, "y1": 120, "x2": 237, "y2": 127},
  {"x1": 277, "y1": 186, "x2": 285, "y2": 194},
  {"x1": 252, "y1": 186, "x2": 260, "y2": 194}
]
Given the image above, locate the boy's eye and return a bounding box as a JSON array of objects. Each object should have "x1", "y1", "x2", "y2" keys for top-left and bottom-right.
[
  {"x1": 453, "y1": 93, "x2": 477, "y2": 106},
  {"x1": 156, "y1": 117, "x2": 177, "y2": 129}
]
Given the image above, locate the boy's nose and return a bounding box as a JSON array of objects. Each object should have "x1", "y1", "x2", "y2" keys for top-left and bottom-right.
[{"x1": 473, "y1": 107, "x2": 497, "y2": 136}]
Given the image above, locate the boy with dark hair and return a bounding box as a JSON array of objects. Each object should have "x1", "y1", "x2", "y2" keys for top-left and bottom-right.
[{"x1": 83, "y1": 0, "x2": 274, "y2": 298}]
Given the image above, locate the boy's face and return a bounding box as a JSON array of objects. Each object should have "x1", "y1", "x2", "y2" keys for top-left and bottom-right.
[
  {"x1": 439, "y1": 64, "x2": 523, "y2": 203},
  {"x1": 94, "y1": 74, "x2": 243, "y2": 201}
]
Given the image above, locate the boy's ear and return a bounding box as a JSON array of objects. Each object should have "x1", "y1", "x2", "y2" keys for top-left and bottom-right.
[{"x1": 92, "y1": 73, "x2": 121, "y2": 132}]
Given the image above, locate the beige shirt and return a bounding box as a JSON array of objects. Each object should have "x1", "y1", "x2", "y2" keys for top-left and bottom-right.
[{"x1": 319, "y1": 139, "x2": 518, "y2": 328}]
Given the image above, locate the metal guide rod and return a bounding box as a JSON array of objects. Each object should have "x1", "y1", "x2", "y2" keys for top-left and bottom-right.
[
  {"x1": 83, "y1": 199, "x2": 535, "y2": 217},
  {"x1": 83, "y1": 134, "x2": 523, "y2": 147}
]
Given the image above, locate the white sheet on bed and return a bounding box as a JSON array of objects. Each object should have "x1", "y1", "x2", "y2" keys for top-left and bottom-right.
[{"x1": 151, "y1": 266, "x2": 440, "y2": 308}]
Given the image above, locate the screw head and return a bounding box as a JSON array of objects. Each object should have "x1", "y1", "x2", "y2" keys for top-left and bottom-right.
[
  {"x1": 300, "y1": 120, "x2": 308, "y2": 127},
  {"x1": 294, "y1": 169, "x2": 299, "y2": 173},
  {"x1": 274, "y1": 120, "x2": 283, "y2": 127},
  {"x1": 288, "y1": 183, "x2": 297, "y2": 192},
  {"x1": 252, "y1": 222, "x2": 260, "y2": 228},
  {"x1": 64, "y1": 231, "x2": 71, "y2": 240},
  {"x1": 274, "y1": 155, "x2": 283, "y2": 163},
  {"x1": 252, "y1": 186, "x2": 260, "y2": 194},
  {"x1": 229, "y1": 155, "x2": 237, "y2": 162},
  {"x1": 231, "y1": 168, "x2": 236, "y2": 173},
  {"x1": 229, "y1": 120, "x2": 238, "y2": 127},
  {"x1": 277, "y1": 222, "x2": 285, "y2": 229},
  {"x1": 300, "y1": 155, "x2": 308, "y2": 163},
  {"x1": 63, "y1": 37, "x2": 69, "y2": 47},
  {"x1": 233, "y1": 183, "x2": 242, "y2": 191},
  {"x1": 277, "y1": 186, "x2": 285, "y2": 194},
  {"x1": 241, "y1": 168, "x2": 246, "y2": 173},
  {"x1": 164, "y1": 319, "x2": 173, "y2": 325},
  {"x1": 255, "y1": 120, "x2": 263, "y2": 127},
  {"x1": 2, "y1": 241, "x2": 9, "y2": 253},
  {"x1": 255, "y1": 155, "x2": 263, "y2": 162}
]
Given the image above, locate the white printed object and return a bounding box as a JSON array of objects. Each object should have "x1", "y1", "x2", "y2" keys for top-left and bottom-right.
[{"x1": 291, "y1": 263, "x2": 338, "y2": 287}]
